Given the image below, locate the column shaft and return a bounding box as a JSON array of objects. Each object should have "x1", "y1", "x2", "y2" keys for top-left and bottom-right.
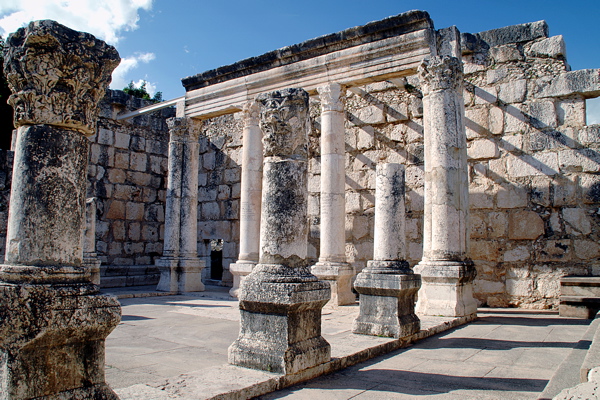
[
  {"x1": 414, "y1": 56, "x2": 477, "y2": 318},
  {"x1": 311, "y1": 83, "x2": 355, "y2": 306},
  {"x1": 83, "y1": 197, "x2": 102, "y2": 285},
  {"x1": 230, "y1": 101, "x2": 262, "y2": 297}
]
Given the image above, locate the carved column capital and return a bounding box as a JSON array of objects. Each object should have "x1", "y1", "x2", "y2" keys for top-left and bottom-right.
[
  {"x1": 317, "y1": 83, "x2": 345, "y2": 112},
  {"x1": 3, "y1": 20, "x2": 120, "y2": 135},
  {"x1": 257, "y1": 88, "x2": 309, "y2": 158},
  {"x1": 242, "y1": 100, "x2": 260, "y2": 128},
  {"x1": 167, "y1": 117, "x2": 202, "y2": 142},
  {"x1": 417, "y1": 56, "x2": 463, "y2": 95}
]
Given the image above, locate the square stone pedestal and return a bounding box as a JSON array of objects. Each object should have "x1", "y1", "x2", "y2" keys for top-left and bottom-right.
[
  {"x1": 228, "y1": 265, "x2": 331, "y2": 374},
  {"x1": 156, "y1": 257, "x2": 205, "y2": 293},
  {"x1": 0, "y1": 283, "x2": 121, "y2": 399},
  {"x1": 353, "y1": 268, "x2": 421, "y2": 338},
  {"x1": 414, "y1": 260, "x2": 477, "y2": 317},
  {"x1": 311, "y1": 262, "x2": 355, "y2": 306},
  {"x1": 229, "y1": 261, "x2": 255, "y2": 298}
]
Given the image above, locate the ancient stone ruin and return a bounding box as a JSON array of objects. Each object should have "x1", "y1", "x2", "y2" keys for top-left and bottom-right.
[
  {"x1": 1, "y1": 20, "x2": 121, "y2": 399},
  {"x1": 0, "y1": 8, "x2": 599, "y2": 397}
]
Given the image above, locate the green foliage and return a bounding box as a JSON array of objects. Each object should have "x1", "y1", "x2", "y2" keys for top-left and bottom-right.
[{"x1": 123, "y1": 80, "x2": 162, "y2": 103}]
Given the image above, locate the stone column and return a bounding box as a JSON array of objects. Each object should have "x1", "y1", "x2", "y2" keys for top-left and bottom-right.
[
  {"x1": 311, "y1": 83, "x2": 355, "y2": 306},
  {"x1": 413, "y1": 56, "x2": 477, "y2": 317},
  {"x1": 156, "y1": 117, "x2": 205, "y2": 293},
  {"x1": 353, "y1": 163, "x2": 420, "y2": 338},
  {"x1": 230, "y1": 100, "x2": 262, "y2": 298},
  {"x1": 83, "y1": 197, "x2": 102, "y2": 285},
  {"x1": 0, "y1": 20, "x2": 121, "y2": 399},
  {"x1": 228, "y1": 88, "x2": 331, "y2": 375}
]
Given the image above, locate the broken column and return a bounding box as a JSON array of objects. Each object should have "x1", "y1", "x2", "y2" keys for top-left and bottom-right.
[
  {"x1": 228, "y1": 88, "x2": 331, "y2": 374},
  {"x1": 353, "y1": 163, "x2": 420, "y2": 338},
  {"x1": 0, "y1": 20, "x2": 121, "y2": 399},
  {"x1": 230, "y1": 100, "x2": 262, "y2": 298},
  {"x1": 83, "y1": 197, "x2": 101, "y2": 285},
  {"x1": 413, "y1": 56, "x2": 477, "y2": 317},
  {"x1": 157, "y1": 117, "x2": 205, "y2": 292},
  {"x1": 311, "y1": 83, "x2": 355, "y2": 306}
]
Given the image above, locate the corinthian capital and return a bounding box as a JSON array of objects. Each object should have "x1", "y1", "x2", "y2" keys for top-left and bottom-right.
[
  {"x1": 257, "y1": 88, "x2": 309, "y2": 158},
  {"x1": 167, "y1": 117, "x2": 202, "y2": 142},
  {"x1": 242, "y1": 100, "x2": 260, "y2": 129},
  {"x1": 317, "y1": 83, "x2": 345, "y2": 112},
  {"x1": 3, "y1": 20, "x2": 120, "y2": 135},
  {"x1": 417, "y1": 56, "x2": 463, "y2": 95}
]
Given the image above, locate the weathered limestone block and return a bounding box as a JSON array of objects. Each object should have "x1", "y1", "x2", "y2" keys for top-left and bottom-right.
[
  {"x1": 311, "y1": 83, "x2": 355, "y2": 306},
  {"x1": 534, "y1": 69, "x2": 600, "y2": 99},
  {"x1": 1, "y1": 20, "x2": 121, "y2": 399},
  {"x1": 413, "y1": 56, "x2": 477, "y2": 318},
  {"x1": 527, "y1": 35, "x2": 566, "y2": 58},
  {"x1": 157, "y1": 117, "x2": 205, "y2": 293},
  {"x1": 229, "y1": 88, "x2": 331, "y2": 375},
  {"x1": 508, "y1": 210, "x2": 545, "y2": 240},
  {"x1": 231, "y1": 100, "x2": 263, "y2": 298},
  {"x1": 353, "y1": 163, "x2": 420, "y2": 338}
]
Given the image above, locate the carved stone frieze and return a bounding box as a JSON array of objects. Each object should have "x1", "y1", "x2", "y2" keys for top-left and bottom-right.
[{"x1": 3, "y1": 20, "x2": 120, "y2": 135}]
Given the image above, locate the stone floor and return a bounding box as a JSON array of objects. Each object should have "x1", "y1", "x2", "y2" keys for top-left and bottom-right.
[{"x1": 103, "y1": 285, "x2": 591, "y2": 399}]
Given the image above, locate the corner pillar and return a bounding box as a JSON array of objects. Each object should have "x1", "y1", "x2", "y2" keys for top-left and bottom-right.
[
  {"x1": 0, "y1": 20, "x2": 121, "y2": 399},
  {"x1": 230, "y1": 100, "x2": 262, "y2": 298},
  {"x1": 83, "y1": 197, "x2": 102, "y2": 285},
  {"x1": 156, "y1": 117, "x2": 205, "y2": 293},
  {"x1": 311, "y1": 83, "x2": 355, "y2": 306},
  {"x1": 413, "y1": 56, "x2": 477, "y2": 318},
  {"x1": 228, "y1": 88, "x2": 331, "y2": 375}
]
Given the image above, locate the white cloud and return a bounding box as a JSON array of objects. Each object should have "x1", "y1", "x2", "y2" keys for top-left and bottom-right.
[
  {"x1": 0, "y1": 0, "x2": 153, "y2": 44},
  {"x1": 111, "y1": 52, "x2": 156, "y2": 90}
]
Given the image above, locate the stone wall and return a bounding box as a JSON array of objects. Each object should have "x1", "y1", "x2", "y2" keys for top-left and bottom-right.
[{"x1": 89, "y1": 90, "x2": 174, "y2": 276}]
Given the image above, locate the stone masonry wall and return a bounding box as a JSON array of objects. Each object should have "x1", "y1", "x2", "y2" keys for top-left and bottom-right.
[{"x1": 90, "y1": 90, "x2": 174, "y2": 273}]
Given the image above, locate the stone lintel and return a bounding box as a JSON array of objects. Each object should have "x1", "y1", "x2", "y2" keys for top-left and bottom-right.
[
  {"x1": 0, "y1": 284, "x2": 120, "y2": 399},
  {"x1": 183, "y1": 28, "x2": 434, "y2": 119},
  {"x1": 182, "y1": 11, "x2": 433, "y2": 90}
]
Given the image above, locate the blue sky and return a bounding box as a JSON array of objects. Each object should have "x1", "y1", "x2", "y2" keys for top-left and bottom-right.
[{"x1": 1, "y1": 0, "x2": 599, "y2": 105}]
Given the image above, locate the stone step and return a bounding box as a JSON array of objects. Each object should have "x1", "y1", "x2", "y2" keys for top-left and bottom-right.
[
  {"x1": 560, "y1": 296, "x2": 600, "y2": 319},
  {"x1": 561, "y1": 277, "x2": 600, "y2": 297}
]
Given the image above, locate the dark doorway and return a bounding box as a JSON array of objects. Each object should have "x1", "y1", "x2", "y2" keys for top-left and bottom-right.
[{"x1": 210, "y1": 239, "x2": 223, "y2": 280}]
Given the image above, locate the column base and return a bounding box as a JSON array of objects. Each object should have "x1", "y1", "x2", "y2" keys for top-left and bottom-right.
[
  {"x1": 0, "y1": 281, "x2": 121, "y2": 399},
  {"x1": 156, "y1": 257, "x2": 206, "y2": 293},
  {"x1": 228, "y1": 263, "x2": 331, "y2": 375},
  {"x1": 83, "y1": 255, "x2": 102, "y2": 286},
  {"x1": 311, "y1": 261, "x2": 355, "y2": 306},
  {"x1": 413, "y1": 260, "x2": 477, "y2": 318},
  {"x1": 229, "y1": 261, "x2": 256, "y2": 298},
  {"x1": 352, "y1": 261, "x2": 421, "y2": 338}
]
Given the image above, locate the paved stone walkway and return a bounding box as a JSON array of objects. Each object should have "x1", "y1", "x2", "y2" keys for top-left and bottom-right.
[{"x1": 103, "y1": 286, "x2": 590, "y2": 399}]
